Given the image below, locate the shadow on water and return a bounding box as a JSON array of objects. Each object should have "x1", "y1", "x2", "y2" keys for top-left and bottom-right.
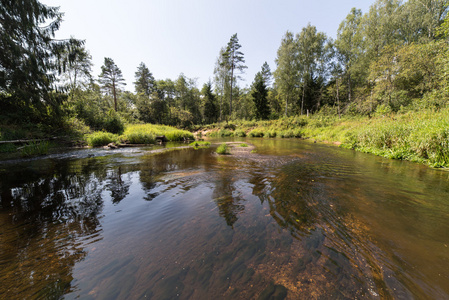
[{"x1": 1, "y1": 141, "x2": 449, "y2": 299}]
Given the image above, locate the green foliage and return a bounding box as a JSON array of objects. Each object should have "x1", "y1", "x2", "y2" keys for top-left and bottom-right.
[
  {"x1": 239, "y1": 143, "x2": 248, "y2": 147},
  {"x1": 234, "y1": 129, "x2": 246, "y2": 137},
  {"x1": 86, "y1": 132, "x2": 119, "y2": 147},
  {"x1": 248, "y1": 129, "x2": 264, "y2": 137},
  {"x1": 20, "y1": 142, "x2": 50, "y2": 157},
  {"x1": 216, "y1": 143, "x2": 229, "y2": 154}
]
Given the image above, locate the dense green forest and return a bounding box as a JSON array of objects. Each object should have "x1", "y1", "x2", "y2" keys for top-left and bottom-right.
[{"x1": 1, "y1": 0, "x2": 449, "y2": 145}]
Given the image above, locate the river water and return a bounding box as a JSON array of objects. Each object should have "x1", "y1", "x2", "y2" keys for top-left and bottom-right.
[{"x1": 0, "y1": 139, "x2": 448, "y2": 299}]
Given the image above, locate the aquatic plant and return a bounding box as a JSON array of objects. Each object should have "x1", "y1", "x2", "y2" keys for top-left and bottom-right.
[
  {"x1": 189, "y1": 141, "x2": 211, "y2": 149},
  {"x1": 20, "y1": 141, "x2": 49, "y2": 157},
  {"x1": 216, "y1": 143, "x2": 229, "y2": 154}
]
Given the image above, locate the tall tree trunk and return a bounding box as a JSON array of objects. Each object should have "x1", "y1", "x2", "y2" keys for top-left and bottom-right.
[
  {"x1": 336, "y1": 77, "x2": 341, "y2": 119},
  {"x1": 230, "y1": 65, "x2": 234, "y2": 116},
  {"x1": 113, "y1": 82, "x2": 117, "y2": 111},
  {"x1": 301, "y1": 84, "x2": 306, "y2": 115}
]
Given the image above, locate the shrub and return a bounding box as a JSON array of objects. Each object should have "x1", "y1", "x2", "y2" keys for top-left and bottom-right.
[
  {"x1": 234, "y1": 129, "x2": 246, "y2": 137},
  {"x1": 239, "y1": 143, "x2": 248, "y2": 147},
  {"x1": 248, "y1": 129, "x2": 264, "y2": 137}
]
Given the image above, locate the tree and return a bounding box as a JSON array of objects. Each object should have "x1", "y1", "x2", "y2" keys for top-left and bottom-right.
[
  {"x1": 252, "y1": 71, "x2": 270, "y2": 120},
  {"x1": 134, "y1": 62, "x2": 155, "y2": 97},
  {"x1": 98, "y1": 57, "x2": 126, "y2": 111},
  {"x1": 274, "y1": 31, "x2": 299, "y2": 116},
  {"x1": 296, "y1": 24, "x2": 328, "y2": 114},
  {"x1": 202, "y1": 81, "x2": 219, "y2": 124},
  {"x1": 0, "y1": 0, "x2": 83, "y2": 121},
  {"x1": 261, "y1": 62, "x2": 273, "y2": 87},
  {"x1": 59, "y1": 42, "x2": 93, "y2": 92},
  {"x1": 335, "y1": 8, "x2": 364, "y2": 103},
  {"x1": 214, "y1": 47, "x2": 230, "y2": 120},
  {"x1": 222, "y1": 34, "x2": 247, "y2": 116}
]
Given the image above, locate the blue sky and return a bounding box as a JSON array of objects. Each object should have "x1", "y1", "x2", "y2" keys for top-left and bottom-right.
[{"x1": 42, "y1": 0, "x2": 374, "y2": 91}]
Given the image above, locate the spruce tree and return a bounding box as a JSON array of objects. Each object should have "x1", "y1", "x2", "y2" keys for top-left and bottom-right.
[
  {"x1": 134, "y1": 62, "x2": 155, "y2": 97},
  {"x1": 252, "y1": 72, "x2": 270, "y2": 120},
  {"x1": 0, "y1": 0, "x2": 83, "y2": 119}
]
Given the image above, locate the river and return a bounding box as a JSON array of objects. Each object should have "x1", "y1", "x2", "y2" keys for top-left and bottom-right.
[{"x1": 0, "y1": 139, "x2": 448, "y2": 299}]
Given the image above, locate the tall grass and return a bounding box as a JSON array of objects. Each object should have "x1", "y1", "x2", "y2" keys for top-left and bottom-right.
[
  {"x1": 20, "y1": 141, "x2": 50, "y2": 157},
  {"x1": 201, "y1": 108, "x2": 449, "y2": 167},
  {"x1": 86, "y1": 132, "x2": 119, "y2": 147},
  {"x1": 122, "y1": 124, "x2": 194, "y2": 144}
]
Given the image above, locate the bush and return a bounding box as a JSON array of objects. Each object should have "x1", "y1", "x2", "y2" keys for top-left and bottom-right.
[
  {"x1": 248, "y1": 129, "x2": 264, "y2": 137},
  {"x1": 234, "y1": 129, "x2": 246, "y2": 137},
  {"x1": 239, "y1": 143, "x2": 248, "y2": 147},
  {"x1": 86, "y1": 132, "x2": 119, "y2": 147}
]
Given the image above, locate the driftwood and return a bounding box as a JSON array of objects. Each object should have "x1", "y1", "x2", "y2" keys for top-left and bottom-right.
[{"x1": 0, "y1": 137, "x2": 58, "y2": 145}]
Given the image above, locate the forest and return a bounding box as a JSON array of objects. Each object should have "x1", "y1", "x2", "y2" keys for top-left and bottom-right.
[{"x1": 1, "y1": 0, "x2": 449, "y2": 166}]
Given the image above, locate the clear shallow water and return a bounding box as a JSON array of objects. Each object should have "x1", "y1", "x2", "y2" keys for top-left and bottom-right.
[{"x1": 1, "y1": 139, "x2": 449, "y2": 299}]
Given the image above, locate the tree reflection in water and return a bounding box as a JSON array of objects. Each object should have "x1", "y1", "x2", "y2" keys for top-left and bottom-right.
[{"x1": 0, "y1": 157, "x2": 111, "y2": 298}]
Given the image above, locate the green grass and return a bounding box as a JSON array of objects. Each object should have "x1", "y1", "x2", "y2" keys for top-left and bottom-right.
[
  {"x1": 189, "y1": 141, "x2": 211, "y2": 149},
  {"x1": 20, "y1": 141, "x2": 50, "y2": 157},
  {"x1": 216, "y1": 143, "x2": 229, "y2": 154},
  {"x1": 121, "y1": 124, "x2": 194, "y2": 144},
  {"x1": 86, "y1": 132, "x2": 119, "y2": 147},
  {"x1": 239, "y1": 143, "x2": 248, "y2": 147},
  {"x1": 200, "y1": 108, "x2": 449, "y2": 167}
]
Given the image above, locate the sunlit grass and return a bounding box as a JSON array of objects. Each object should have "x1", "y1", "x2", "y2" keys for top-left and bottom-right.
[{"x1": 121, "y1": 124, "x2": 194, "y2": 144}]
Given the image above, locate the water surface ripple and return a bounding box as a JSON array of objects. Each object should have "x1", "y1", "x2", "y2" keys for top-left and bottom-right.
[{"x1": 1, "y1": 139, "x2": 448, "y2": 299}]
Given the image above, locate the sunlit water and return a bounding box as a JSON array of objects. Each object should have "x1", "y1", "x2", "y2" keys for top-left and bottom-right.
[{"x1": 1, "y1": 139, "x2": 449, "y2": 299}]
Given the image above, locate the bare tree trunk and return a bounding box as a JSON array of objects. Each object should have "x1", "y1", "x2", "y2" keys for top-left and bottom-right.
[
  {"x1": 336, "y1": 77, "x2": 341, "y2": 119},
  {"x1": 229, "y1": 65, "x2": 234, "y2": 117},
  {"x1": 113, "y1": 81, "x2": 117, "y2": 111}
]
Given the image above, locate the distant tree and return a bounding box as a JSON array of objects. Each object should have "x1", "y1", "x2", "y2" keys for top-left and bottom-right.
[
  {"x1": 60, "y1": 42, "x2": 93, "y2": 92},
  {"x1": 222, "y1": 34, "x2": 247, "y2": 116},
  {"x1": 202, "y1": 82, "x2": 219, "y2": 124},
  {"x1": 214, "y1": 47, "x2": 230, "y2": 120},
  {"x1": 0, "y1": 0, "x2": 83, "y2": 120},
  {"x1": 134, "y1": 62, "x2": 155, "y2": 97},
  {"x1": 296, "y1": 24, "x2": 328, "y2": 114},
  {"x1": 261, "y1": 61, "x2": 273, "y2": 87},
  {"x1": 274, "y1": 31, "x2": 299, "y2": 116},
  {"x1": 98, "y1": 57, "x2": 126, "y2": 111},
  {"x1": 335, "y1": 8, "x2": 364, "y2": 103},
  {"x1": 252, "y1": 71, "x2": 270, "y2": 120}
]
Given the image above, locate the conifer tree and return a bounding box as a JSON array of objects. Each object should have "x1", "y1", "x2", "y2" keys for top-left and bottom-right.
[
  {"x1": 222, "y1": 34, "x2": 247, "y2": 116},
  {"x1": 0, "y1": 0, "x2": 83, "y2": 118},
  {"x1": 134, "y1": 62, "x2": 155, "y2": 97},
  {"x1": 98, "y1": 57, "x2": 126, "y2": 111},
  {"x1": 252, "y1": 71, "x2": 270, "y2": 120}
]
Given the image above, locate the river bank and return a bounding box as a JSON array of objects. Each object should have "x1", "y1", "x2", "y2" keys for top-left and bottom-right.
[{"x1": 195, "y1": 108, "x2": 449, "y2": 168}]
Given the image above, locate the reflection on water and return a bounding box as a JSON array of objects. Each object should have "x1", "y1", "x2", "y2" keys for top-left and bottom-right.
[{"x1": 1, "y1": 141, "x2": 449, "y2": 299}]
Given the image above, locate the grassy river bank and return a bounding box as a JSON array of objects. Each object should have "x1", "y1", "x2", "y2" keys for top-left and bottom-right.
[{"x1": 195, "y1": 108, "x2": 449, "y2": 168}]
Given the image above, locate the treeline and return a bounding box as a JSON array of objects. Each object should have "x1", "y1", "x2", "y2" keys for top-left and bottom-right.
[{"x1": 1, "y1": 0, "x2": 449, "y2": 138}]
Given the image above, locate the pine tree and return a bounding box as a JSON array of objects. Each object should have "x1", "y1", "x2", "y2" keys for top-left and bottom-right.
[
  {"x1": 98, "y1": 58, "x2": 126, "y2": 111},
  {"x1": 134, "y1": 62, "x2": 155, "y2": 97},
  {"x1": 222, "y1": 34, "x2": 247, "y2": 116}
]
